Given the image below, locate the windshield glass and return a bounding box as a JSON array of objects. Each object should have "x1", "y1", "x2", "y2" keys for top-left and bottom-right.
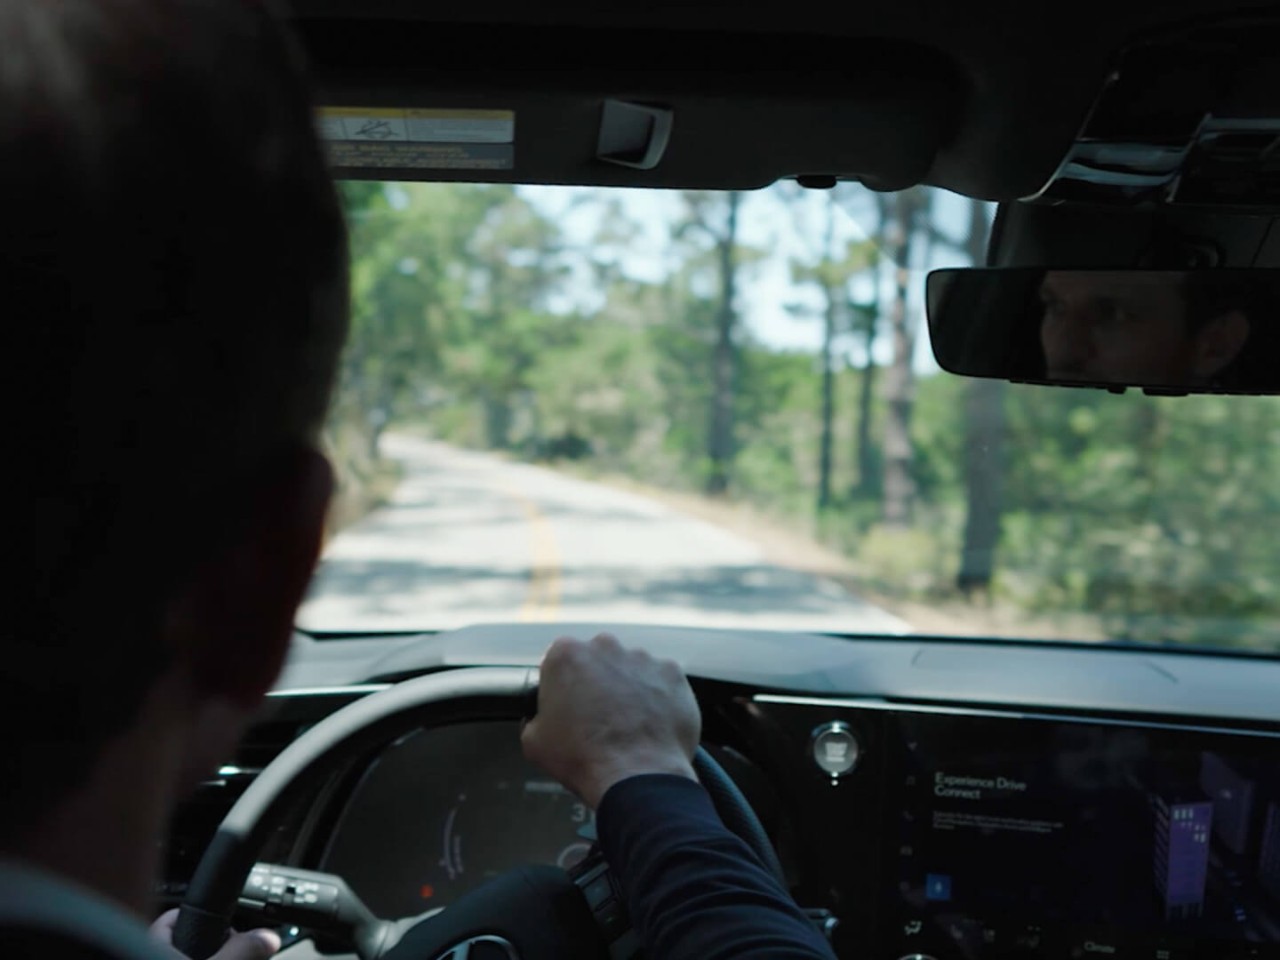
[{"x1": 296, "y1": 181, "x2": 1280, "y2": 652}]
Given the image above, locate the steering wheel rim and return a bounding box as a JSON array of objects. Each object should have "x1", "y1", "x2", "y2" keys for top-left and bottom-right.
[{"x1": 173, "y1": 666, "x2": 781, "y2": 960}]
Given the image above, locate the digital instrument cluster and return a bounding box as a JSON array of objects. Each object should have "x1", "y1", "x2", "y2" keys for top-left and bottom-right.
[{"x1": 318, "y1": 721, "x2": 595, "y2": 919}]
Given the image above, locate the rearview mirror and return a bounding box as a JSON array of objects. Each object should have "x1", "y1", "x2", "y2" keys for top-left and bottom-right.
[{"x1": 925, "y1": 268, "x2": 1280, "y2": 394}]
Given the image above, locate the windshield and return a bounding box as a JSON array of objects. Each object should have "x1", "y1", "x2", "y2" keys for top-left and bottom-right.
[{"x1": 296, "y1": 181, "x2": 1280, "y2": 653}]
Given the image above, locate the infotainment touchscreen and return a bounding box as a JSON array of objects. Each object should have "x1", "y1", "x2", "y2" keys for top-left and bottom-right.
[{"x1": 883, "y1": 711, "x2": 1280, "y2": 959}]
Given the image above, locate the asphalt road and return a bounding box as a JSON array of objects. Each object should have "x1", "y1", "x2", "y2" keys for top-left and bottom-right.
[{"x1": 296, "y1": 433, "x2": 910, "y2": 635}]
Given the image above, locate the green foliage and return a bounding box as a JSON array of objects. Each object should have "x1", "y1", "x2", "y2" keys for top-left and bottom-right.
[
  {"x1": 996, "y1": 388, "x2": 1280, "y2": 645},
  {"x1": 526, "y1": 319, "x2": 664, "y2": 465},
  {"x1": 910, "y1": 375, "x2": 967, "y2": 504}
]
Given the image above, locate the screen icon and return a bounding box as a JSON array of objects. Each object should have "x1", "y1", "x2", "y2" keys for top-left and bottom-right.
[
  {"x1": 903, "y1": 920, "x2": 923, "y2": 937},
  {"x1": 925, "y1": 873, "x2": 952, "y2": 902}
]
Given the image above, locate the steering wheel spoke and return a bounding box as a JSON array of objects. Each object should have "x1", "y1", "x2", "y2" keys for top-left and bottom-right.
[{"x1": 233, "y1": 862, "x2": 417, "y2": 960}]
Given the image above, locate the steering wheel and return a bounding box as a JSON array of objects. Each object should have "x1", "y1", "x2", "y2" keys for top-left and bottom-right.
[{"x1": 173, "y1": 667, "x2": 785, "y2": 960}]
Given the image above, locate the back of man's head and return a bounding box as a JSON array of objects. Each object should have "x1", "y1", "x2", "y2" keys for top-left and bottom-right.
[
  {"x1": 2, "y1": 0, "x2": 347, "y2": 832},
  {"x1": 1182, "y1": 272, "x2": 1279, "y2": 389}
]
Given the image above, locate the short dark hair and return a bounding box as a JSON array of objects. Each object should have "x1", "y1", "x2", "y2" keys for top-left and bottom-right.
[
  {"x1": 1181, "y1": 272, "x2": 1277, "y2": 388},
  {"x1": 1182, "y1": 272, "x2": 1272, "y2": 331},
  {"x1": 1, "y1": 0, "x2": 348, "y2": 831}
]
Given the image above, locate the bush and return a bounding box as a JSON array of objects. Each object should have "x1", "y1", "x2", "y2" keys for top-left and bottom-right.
[
  {"x1": 531, "y1": 430, "x2": 594, "y2": 462},
  {"x1": 854, "y1": 521, "x2": 958, "y2": 599}
]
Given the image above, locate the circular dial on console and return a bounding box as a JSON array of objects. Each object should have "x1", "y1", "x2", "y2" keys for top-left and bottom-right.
[{"x1": 811, "y1": 721, "x2": 860, "y2": 778}]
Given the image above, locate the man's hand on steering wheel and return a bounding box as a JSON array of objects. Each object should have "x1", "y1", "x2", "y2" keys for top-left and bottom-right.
[
  {"x1": 521, "y1": 633, "x2": 700, "y2": 809},
  {"x1": 150, "y1": 907, "x2": 280, "y2": 960}
]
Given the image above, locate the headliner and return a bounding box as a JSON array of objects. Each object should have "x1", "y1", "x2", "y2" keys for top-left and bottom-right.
[{"x1": 286, "y1": 2, "x2": 1280, "y2": 201}]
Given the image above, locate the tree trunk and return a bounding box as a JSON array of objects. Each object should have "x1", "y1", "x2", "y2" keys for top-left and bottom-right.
[
  {"x1": 854, "y1": 193, "x2": 889, "y2": 498},
  {"x1": 958, "y1": 379, "x2": 1004, "y2": 593},
  {"x1": 818, "y1": 297, "x2": 836, "y2": 510},
  {"x1": 706, "y1": 191, "x2": 742, "y2": 496},
  {"x1": 881, "y1": 190, "x2": 923, "y2": 526},
  {"x1": 817, "y1": 196, "x2": 838, "y2": 511},
  {"x1": 855, "y1": 337, "x2": 877, "y2": 495},
  {"x1": 957, "y1": 198, "x2": 1004, "y2": 595},
  {"x1": 484, "y1": 393, "x2": 511, "y2": 449}
]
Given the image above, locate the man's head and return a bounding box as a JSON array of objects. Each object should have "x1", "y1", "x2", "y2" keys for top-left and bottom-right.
[
  {"x1": 2, "y1": 0, "x2": 347, "y2": 876},
  {"x1": 1038, "y1": 270, "x2": 1253, "y2": 387}
]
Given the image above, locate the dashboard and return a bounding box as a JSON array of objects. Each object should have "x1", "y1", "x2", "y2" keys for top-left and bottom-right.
[{"x1": 161, "y1": 625, "x2": 1280, "y2": 960}]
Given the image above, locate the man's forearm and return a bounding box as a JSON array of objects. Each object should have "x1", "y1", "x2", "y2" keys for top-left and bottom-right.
[{"x1": 597, "y1": 774, "x2": 837, "y2": 960}]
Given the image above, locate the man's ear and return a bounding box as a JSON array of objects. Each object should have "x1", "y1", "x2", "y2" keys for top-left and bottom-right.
[
  {"x1": 1192, "y1": 309, "x2": 1251, "y2": 380},
  {"x1": 167, "y1": 446, "x2": 334, "y2": 709}
]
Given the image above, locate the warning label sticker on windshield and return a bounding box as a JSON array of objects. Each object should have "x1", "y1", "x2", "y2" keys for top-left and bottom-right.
[{"x1": 317, "y1": 107, "x2": 514, "y2": 170}]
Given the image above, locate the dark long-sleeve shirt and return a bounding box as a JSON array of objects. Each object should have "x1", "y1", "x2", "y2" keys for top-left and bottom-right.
[{"x1": 597, "y1": 774, "x2": 837, "y2": 960}]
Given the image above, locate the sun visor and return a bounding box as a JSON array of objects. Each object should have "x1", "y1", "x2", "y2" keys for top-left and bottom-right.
[{"x1": 300, "y1": 21, "x2": 965, "y2": 190}]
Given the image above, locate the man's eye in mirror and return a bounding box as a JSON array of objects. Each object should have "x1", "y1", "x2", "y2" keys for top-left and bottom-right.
[{"x1": 927, "y1": 267, "x2": 1276, "y2": 394}]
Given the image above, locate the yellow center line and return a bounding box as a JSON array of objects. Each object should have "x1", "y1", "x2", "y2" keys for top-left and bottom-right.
[{"x1": 500, "y1": 483, "x2": 562, "y2": 622}]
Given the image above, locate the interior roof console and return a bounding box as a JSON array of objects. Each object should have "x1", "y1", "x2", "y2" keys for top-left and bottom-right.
[{"x1": 1025, "y1": 16, "x2": 1280, "y2": 210}]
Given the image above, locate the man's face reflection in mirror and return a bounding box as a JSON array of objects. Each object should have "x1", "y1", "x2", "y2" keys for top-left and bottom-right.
[{"x1": 1038, "y1": 270, "x2": 1251, "y2": 387}]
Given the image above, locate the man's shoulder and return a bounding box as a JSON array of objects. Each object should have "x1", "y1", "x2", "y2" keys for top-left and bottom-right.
[
  {"x1": 0, "y1": 925, "x2": 132, "y2": 959},
  {"x1": 0, "y1": 860, "x2": 174, "y2": 960}
]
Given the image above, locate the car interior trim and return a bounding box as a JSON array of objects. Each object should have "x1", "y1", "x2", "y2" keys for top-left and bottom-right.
[{"x1": 753, "y1": 693, "x2": 1280, "y2": 739}]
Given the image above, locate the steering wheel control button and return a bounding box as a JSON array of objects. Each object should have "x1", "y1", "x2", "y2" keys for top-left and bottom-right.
[
  {"x1": 582, "y1": 873, "x2": 614, "y2": 909},
  {"x1": 242, "y1": 864, "x2": 341, "y2": 920},
  {"x1": 811, "y1": 722, "x2": 860, "y2": 778},
  {"x1": 598, "y1": 900, "x2": 629, "y2": 939},
  {"x1": 571, "y1": 855, "x2": 632, "y2": 944}
]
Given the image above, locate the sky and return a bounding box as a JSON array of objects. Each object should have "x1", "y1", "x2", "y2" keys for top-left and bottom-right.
[{"x1": 518, "y1": 182, "x2": 992, "y2": 374}]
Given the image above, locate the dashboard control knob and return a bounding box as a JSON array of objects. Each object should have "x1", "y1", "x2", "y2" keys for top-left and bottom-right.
[{"x1": 810, "y1": 721, "x2": 859, "y2": 778}]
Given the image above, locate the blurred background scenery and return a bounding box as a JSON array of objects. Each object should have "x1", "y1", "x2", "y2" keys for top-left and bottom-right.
[{"x1": 315, "y1": 181, "x2": 1280, "y2": 650}]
